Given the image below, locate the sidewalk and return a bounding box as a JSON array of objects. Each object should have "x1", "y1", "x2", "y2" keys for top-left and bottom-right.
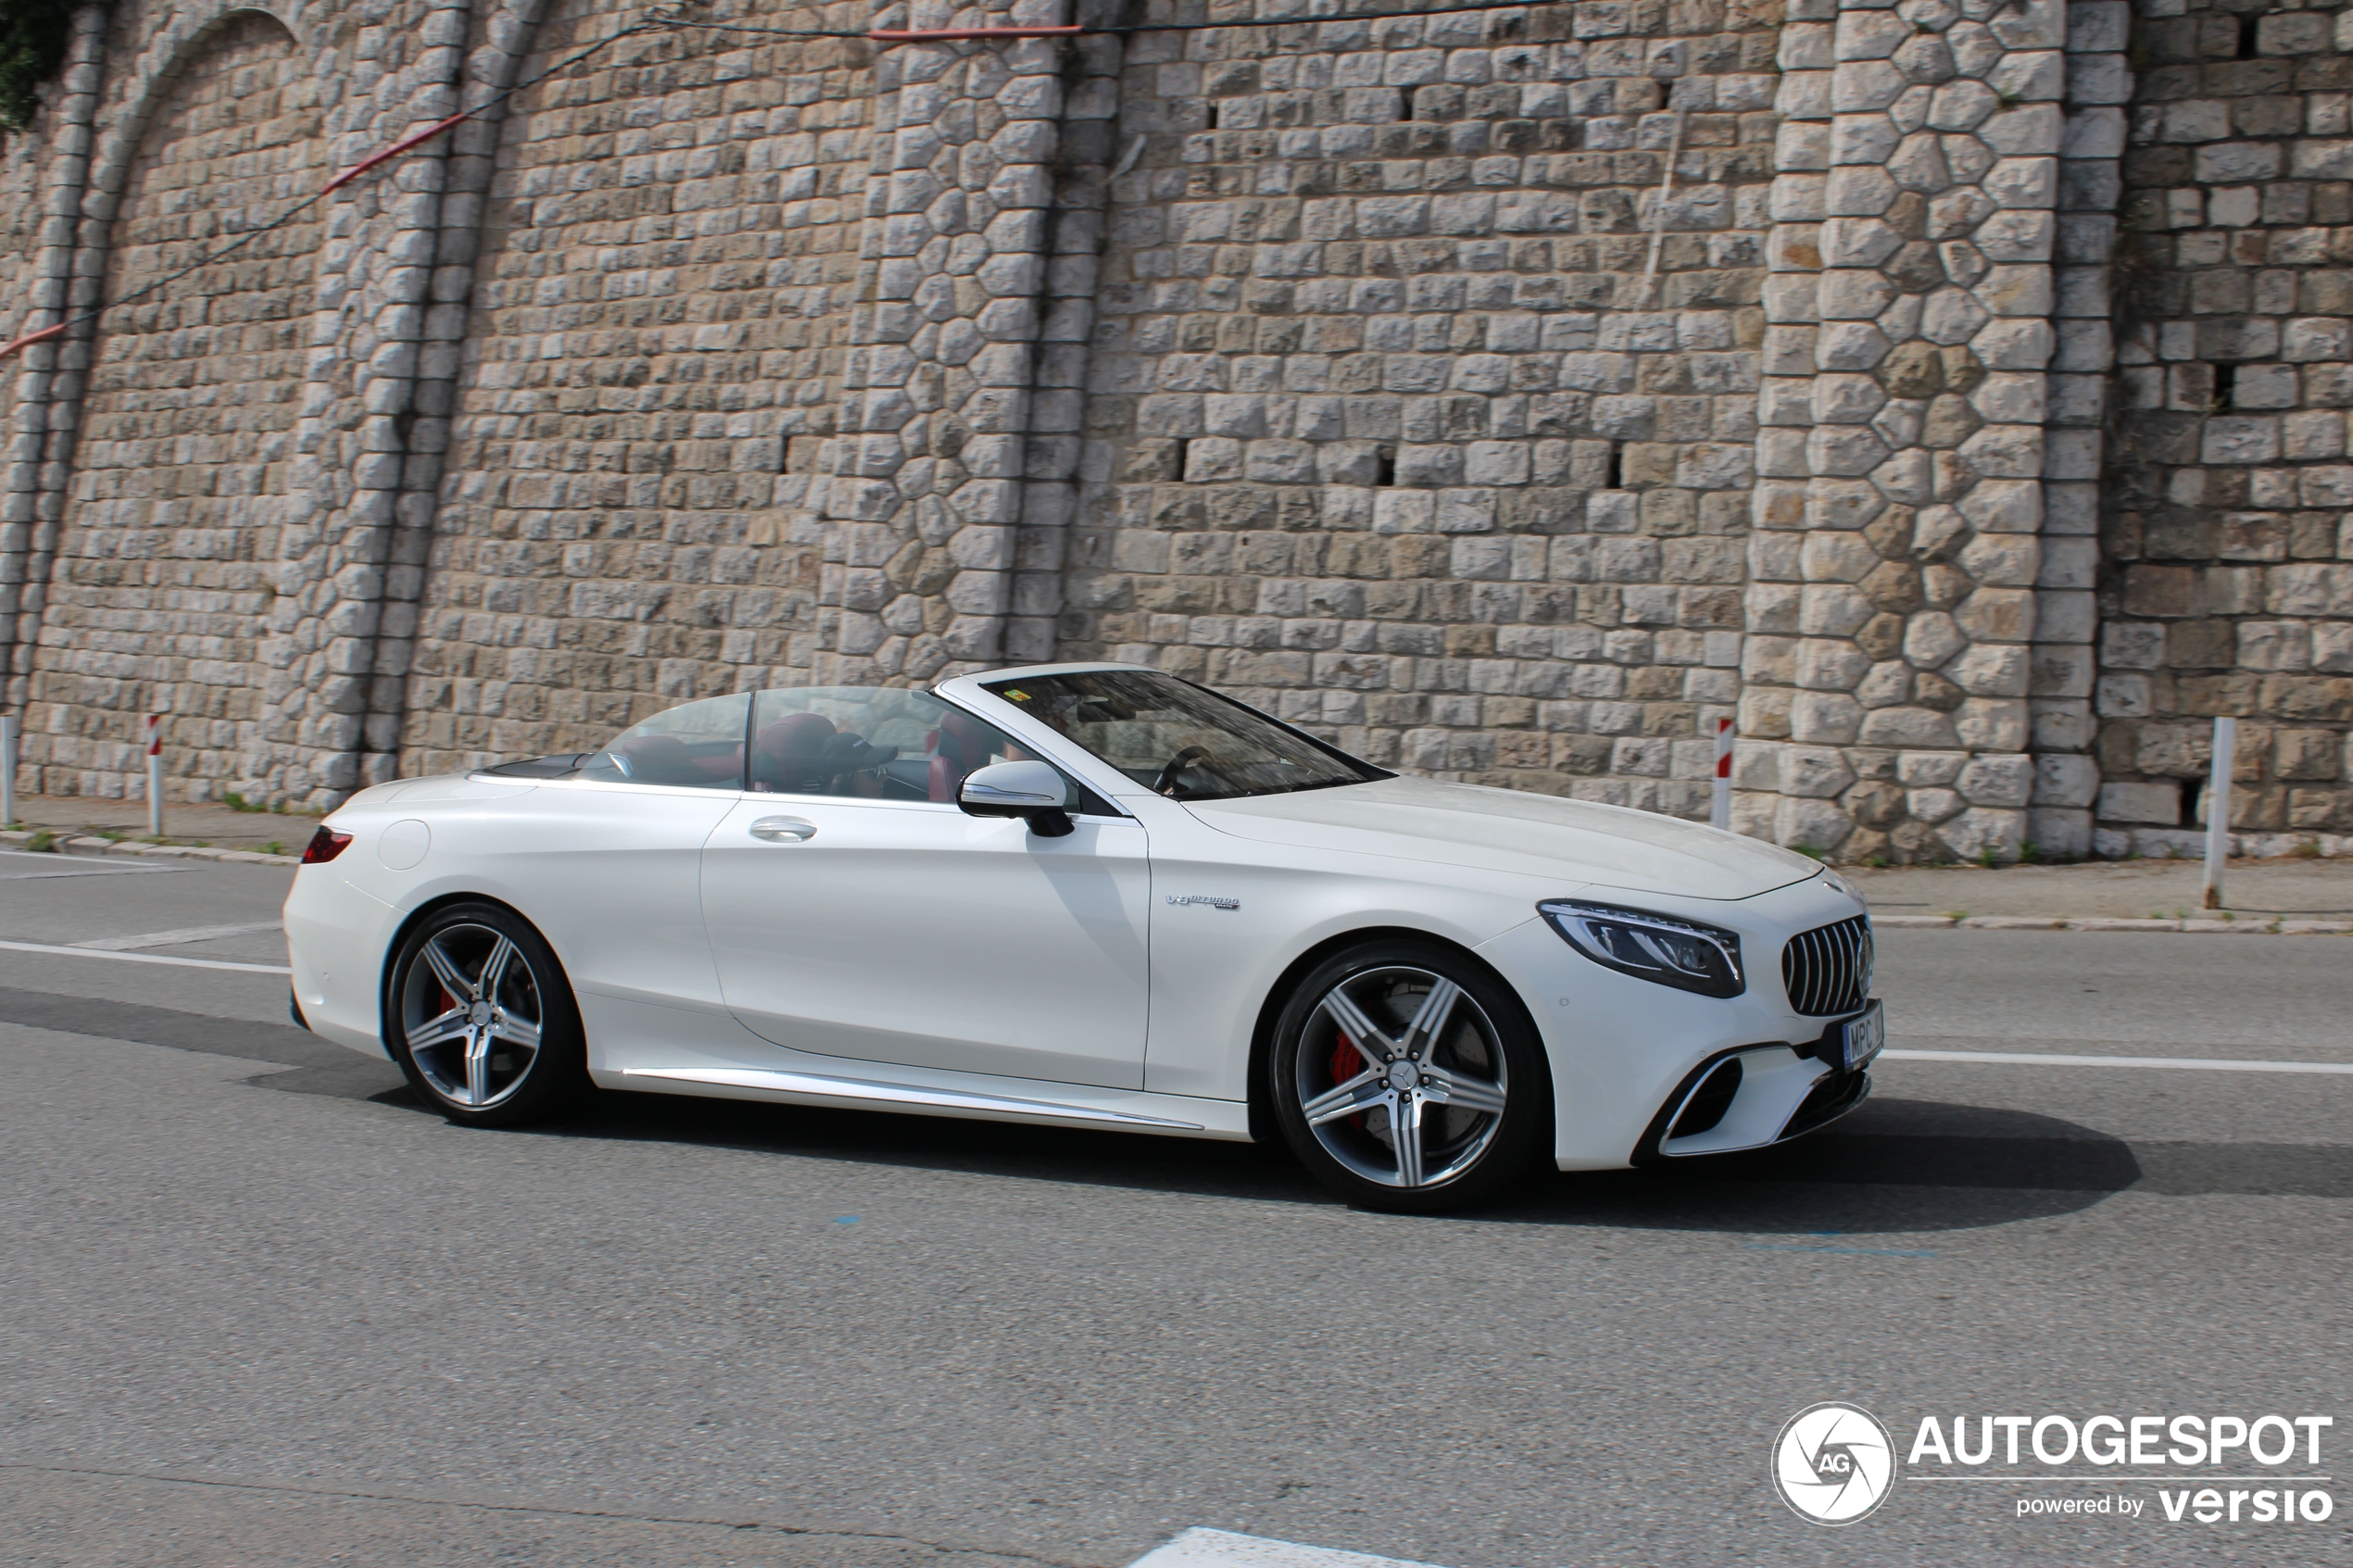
[
  {"x1": 1847, "y1": 856, "x2": 2352, "y2": 932},
  {"x1": 2, "y1": 794, "x2": 315, "y2": 862}
]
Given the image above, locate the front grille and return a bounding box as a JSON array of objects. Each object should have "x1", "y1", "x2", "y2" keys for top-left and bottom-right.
[{"x1": 1781, "y1": 915, "x2": 1873, "y2": 1016}]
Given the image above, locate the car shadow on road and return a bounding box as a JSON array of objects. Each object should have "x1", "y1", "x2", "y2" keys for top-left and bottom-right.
[
  {"x1": 330, "y1": 1074, "x2": 2208, "y2": 1235},
  {"x1": 10, "y1": 982, "x2": 2322, "y2": 1236}
]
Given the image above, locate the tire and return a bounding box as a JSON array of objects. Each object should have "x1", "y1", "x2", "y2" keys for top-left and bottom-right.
[
  {"x1": 1268, "y1": 938, "x2": 1552, "y2": 1213},
  {"x1": 385, "y1": 902, "x2": 586, "y2": 1127}
]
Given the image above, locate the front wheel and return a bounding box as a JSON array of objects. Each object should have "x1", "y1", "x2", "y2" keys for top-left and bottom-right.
[
  {"x1": 1268, "y1": 939, "x2": 1552, "y2": 1213},
  {"x1": 386, "y1": 903, "x2": 586, "y2": 1127}
]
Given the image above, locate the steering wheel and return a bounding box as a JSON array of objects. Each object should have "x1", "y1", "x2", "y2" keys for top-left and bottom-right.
[{"x1": 1153, "y1": 745, "x2": 1214, "y2": 795}]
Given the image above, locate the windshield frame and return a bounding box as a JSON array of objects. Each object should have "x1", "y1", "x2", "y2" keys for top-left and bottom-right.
[{"x1": 966, "y1": 667, "x2": 1393, "y2": 804}]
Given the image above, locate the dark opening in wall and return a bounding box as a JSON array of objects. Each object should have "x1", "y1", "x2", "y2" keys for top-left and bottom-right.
[
  {"x1": 1204, "y1": 101, "x2": 1218, "y2": 129},
  {"x1": 1172, "y1": 437, "x2": 1190, "y2": 479},
  {"x1": 1604, "y1": 441, "x2": 1624, "y2": 488},
  {"x1": 778, "y1": 438, "x2": 792, "y2": 474},
  {"x1": 2214, "y1": 363, "x2": 2236, "y2": 409},
  {"x1": 2180, "y1": 775, "x2": 2204, "y2": 827},
  {"x1": 1399, "y1": 92, "x2": 1414, "y2": 121},
  {"x1": 1375, "y1": 445, "x2": 1397, "y2": 486},
  {"x1": 2236, "y1": 14, "x2": 2259, "y2": 57}
]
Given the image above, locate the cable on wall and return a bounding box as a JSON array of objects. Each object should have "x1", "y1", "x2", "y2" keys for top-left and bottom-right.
[
  {"x1": 0, "y1": 16, "x2": 665, "y2": 361},
  {"x1": 0, "y1": 1, "x2": 1559, "y2": 362}
]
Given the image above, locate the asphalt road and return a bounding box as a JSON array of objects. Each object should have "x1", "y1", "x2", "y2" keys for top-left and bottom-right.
[{"x1": 1, "y1": 847, "x2": 2347, "y2": 1567}]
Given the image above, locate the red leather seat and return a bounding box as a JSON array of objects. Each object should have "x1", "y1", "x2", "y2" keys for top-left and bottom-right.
[{"x1": 927, "y1": 710, "x2": 1001, "y2": 802}]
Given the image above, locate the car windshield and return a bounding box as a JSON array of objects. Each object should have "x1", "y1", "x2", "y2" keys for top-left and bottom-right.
[{"x1": 982, "y1": 670, "x2": 1387, "y2": 802}]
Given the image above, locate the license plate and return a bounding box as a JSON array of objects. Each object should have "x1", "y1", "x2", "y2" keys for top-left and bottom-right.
[{"x1": 1840, "y1": 999, "x2": 1884, "y2": 1071}]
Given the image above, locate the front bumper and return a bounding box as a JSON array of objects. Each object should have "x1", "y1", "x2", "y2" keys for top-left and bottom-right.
[
  {"x1": 1478, "y1": 872, "x2": 1879, "y2": 1170},
  {"x1": 1631, "y1": 1012, "x2": 1876, "y2": 1162}
]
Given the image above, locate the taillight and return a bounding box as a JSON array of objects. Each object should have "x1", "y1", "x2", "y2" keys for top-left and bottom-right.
[{"x1": 301, "y1": 826, "x2": 354, "y2": 864}]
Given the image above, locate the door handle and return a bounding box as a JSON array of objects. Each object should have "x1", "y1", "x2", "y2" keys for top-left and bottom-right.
[{"x1": 749, "y1": 816, "x2": 817, "y2": 843}]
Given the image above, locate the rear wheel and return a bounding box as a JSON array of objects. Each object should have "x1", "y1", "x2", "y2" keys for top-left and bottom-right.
[
  {"x1": 386, "y1": 903, "x2": 585, "y2": 1127},
  {"x1": 1268, "y1": 939, "x2": 1552, "y2": 1213}
]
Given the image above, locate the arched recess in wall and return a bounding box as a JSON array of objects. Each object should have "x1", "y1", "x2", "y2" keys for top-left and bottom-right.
[
  {"x1": 396, "y1": 0, "x2": 870, "y2": 776},
  {"x1": 19, "y1": 6, "x2": 329, "y2": 802}
]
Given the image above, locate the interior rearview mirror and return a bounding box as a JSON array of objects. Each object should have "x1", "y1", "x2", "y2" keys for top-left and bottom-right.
[{"x1": 958, "y1": 760, "x2": 1075, "y2": 837}]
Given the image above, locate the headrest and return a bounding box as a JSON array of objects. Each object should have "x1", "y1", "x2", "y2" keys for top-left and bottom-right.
[{"x1": 753, "y1": 712, "x2": 837, "y2": 758}]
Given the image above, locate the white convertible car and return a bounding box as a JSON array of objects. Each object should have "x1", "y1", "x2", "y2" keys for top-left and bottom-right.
[{"x1": 285, "y1": 663, "x2": 1881, "y2": 1211}]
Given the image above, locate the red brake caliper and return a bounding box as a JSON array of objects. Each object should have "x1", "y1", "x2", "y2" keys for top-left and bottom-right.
[{"x1": 1329, "y1": 1031, "x2": 1366, "y2": 1127}]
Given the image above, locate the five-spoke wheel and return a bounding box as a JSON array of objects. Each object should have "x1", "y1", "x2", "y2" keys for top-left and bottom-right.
[
  {"x1": 388, "y1": 904, "x2": 585, "y2": 1125},
  {"x1": 1271, "y1": 940, "x2": 1548, "y2": 1211}
]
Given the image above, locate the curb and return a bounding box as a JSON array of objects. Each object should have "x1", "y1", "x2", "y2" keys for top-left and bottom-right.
[
  {"x1": 1876, "y1": 913, "x2": 2353, "y2": 935},
  {"x1": 0, "y1": 828, "x2": 301, "y2": 867}
]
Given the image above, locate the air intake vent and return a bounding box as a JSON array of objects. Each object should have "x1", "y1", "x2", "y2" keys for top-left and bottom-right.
[
  {"x1": 1667, "y1": 1057, "x2": 1743, "y2": 1140},
  {"x1": 1781, "y1": 915, "x2": 1873, "y2": 1017}
]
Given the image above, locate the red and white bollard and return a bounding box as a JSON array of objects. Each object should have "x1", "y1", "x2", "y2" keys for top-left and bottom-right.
[
  {"x1": 1710, "y1": 716, "x2": 1733, "y2": 832},
  {"x1": 145, "y1": 713, "x2": 164, "y2": 839}
]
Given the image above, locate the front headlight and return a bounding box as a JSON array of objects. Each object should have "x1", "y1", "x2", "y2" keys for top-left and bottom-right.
[{"x1": 1539, "y1": 900, "x2": 1746, "y2": 999}]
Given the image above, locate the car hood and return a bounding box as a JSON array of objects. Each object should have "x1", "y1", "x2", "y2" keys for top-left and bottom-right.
[{"x1": 1181, "y1": 776, "x2": 1825, "y2": 901}]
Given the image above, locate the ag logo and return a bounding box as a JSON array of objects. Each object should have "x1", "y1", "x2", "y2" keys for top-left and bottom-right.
[{"x1": 1772, "y1": 1401, "x2": 1895, "y2": 1525}]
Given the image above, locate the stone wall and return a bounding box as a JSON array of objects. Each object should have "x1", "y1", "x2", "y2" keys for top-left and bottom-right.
[
  {"x1": 1059, "y1": 0, "x2": 1778, "y2": 816},
  {"x1": 400, "y1": 0, "x2": 872, "y2": 773},
  {"x1": 808, "y1": 0, "x2": 1126, "y2": 691},
  {"x1": 2100, "y1": 0, "x2": 2353, "y2": 854},
  {"x1": 1736, "y1": 0, "x2": 2130, "y2": 864},
  {"x1": 3, "y1": 0, "x2": 2351, "y2": 859},
  {"x1": 16, "y1": 9, "x2": 328, "y2": 799}
]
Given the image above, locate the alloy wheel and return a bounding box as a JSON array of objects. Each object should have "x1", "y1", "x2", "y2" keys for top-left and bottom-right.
[
  {"x1": 1294, "y1": 964, "x2": 1511, "y2": 1189},
  {"x1": 399, "y1": 922, "x2": 546, "y2": 1110}
]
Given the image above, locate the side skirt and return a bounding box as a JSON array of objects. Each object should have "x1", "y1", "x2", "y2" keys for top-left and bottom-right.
[
  {"x1": 610, "y1": 1062, "x2": 1254, "y2": 1140},
  {"x1": 576, "y1": 990, "x2": 1254, "y2": 1140}
]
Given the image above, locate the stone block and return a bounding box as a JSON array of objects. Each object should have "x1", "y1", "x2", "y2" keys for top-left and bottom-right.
[
  {"x1": 2097, "y1": 781, "x2": 2179, "y2": 825},
  {"x1": 1949, "y1": 641, "x2": 2032, "y2": 696},
  {"x1": 1937, "y1": 806, "x2": 2027, "y2": 861},
  {"x1": 1783, "y1": 744, "x2": 1858, "y2": 797},
  {"x1": 2202, "y1": 417, "x2": 2282, "y2": 466},
  {"x1": 2027, "y1": 807, "x2": 2094, "y2": 859},
  {"x1": 1954, "y1": 696, "x2": 2029, "y2": 750},
  {"x1": 1957, "y1": 752, "x2": 2035, "y2": 807},
  {"x1": 1775, "y1": 796, "x2": 1856, "y2": 852},
  {"x1": 1791, "y1": 690, "x2": 1867, "y2": 744}
]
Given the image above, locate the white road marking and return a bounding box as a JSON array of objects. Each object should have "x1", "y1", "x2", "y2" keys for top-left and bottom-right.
[
  {"x1": 71, "y1": 921, "x2": 283, "y2": 951},
  {"x1": 0, "y1": 938, "x2": 292, "y2": 975},
  {"x1": 1883, "y1": 1047, "x2": 2353, "y2": 1075},
  {"x1": 1126, "y1": 1531, "x2": 1445, "y2": 1568},
  {"x1": 0, "y1": 851, "x2": 177, "y2": 880}
]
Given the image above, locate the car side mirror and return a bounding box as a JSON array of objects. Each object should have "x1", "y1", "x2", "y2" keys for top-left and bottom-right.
[{"x1": 958, "y1": 760, "x2": 1075, "y2": 837}]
